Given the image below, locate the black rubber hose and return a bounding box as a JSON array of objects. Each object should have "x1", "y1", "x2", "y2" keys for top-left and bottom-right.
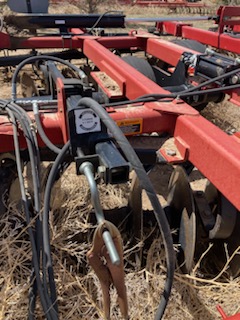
[
  {"x1": 136, "y1": 66, "x2": 240, "y2": 100},
  {"x1": 77, "y1": 97, "x2": 175, "y2": 319},
  {"x1": 88, "y1": 10, "x2": 123, "y2": 34},
  {"x1": 178, "y1": 65, "x2": 240, "y2": 94},
  {"x1": 103, "y1": 65, "x2": 240, "y2": 109},
  {"x1": 42, "y1": 141, "x2": 70, "y2": 316},
  {"x1": 33, "y1": 102, "x2": 62, "y2": 154},
  {"x1": 6, "y1": 107, "x2": 57, "y2": 320},
  {"x1": 3, "y1": 100, "x2": 59, "y2": 319},
  {"x1": 2, "y1": 103, "x2": 39, "y2": 319},
  {"x1": 137, "y1": 83, "x2": 240, "y2": 101},
  {"x1": 11, "y1": 55, "x2": 86, "y2": 101}
]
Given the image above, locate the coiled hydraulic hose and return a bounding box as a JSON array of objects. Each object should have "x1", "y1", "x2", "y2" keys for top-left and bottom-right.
[
  {"x1": 10, "y1": 54, "x2": 85, "y2": 155},
  {"x1": 1, "y1": 100, "x2": 58, "y2": 320},
  {"x1": 11, "y1": 55, "x2": 86, "y2": 101},
  {"x1": 76, "y1": 97, "x2": 175, "y2": 320}
]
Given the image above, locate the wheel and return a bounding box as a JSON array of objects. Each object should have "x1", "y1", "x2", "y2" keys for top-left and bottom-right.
[
  {"x1": 171, "y1": 39, "x2": 206, "y2": 54},
  {"x1": 202, "y1": 183, "x2": 240, "y2": 278},
  {"x1": 193, "y1": 181, "x2": 240, "y2": 278},
  {"x1": 122, "y1": 56, "x2": 156, "y2": 82}
]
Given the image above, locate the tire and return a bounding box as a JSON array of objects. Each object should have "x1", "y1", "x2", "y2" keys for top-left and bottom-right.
[
  {"x1": 122, "y1": 56, "x2": 156, "y2": 82},
  {"x1": 171, "y1": 39, "x2": 206, "y2": 53}
]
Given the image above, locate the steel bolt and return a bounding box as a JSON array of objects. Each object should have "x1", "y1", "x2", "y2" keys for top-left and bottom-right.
[
  {"x1": 98, "y1": 165, "x2": 106, "y2": 178},
  {"x1": 166, "y1": 149, "x2": 176, "y2": 156}
]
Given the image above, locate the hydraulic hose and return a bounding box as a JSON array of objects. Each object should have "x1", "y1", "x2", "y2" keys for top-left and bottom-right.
[
  {"x1": 104, "y1": 65, "x2": 240, "y2": 108},
  {"x1": 136, "y1": 84, "x2": 240, "y2": 102},
  {"x1": 1, "y1": 100, "x2": 41, "y2": 319},
  {"x1": 76, "y1": 97, "x2": 175, "y2": 319},
  {"x1": 5, "y1": 105, "x2": 57, "y2": 320},
  {"x1": 33, "y1": 102, "x2": 62, "y2": 154},
  {"x1": 11, "y1": 55, "x2": 87, "y2": 101},
  {"x1": 88, "y1": 10, "x2": 123, "y2": 34},
  {"x1": 136, "y1": 66, "x2": 240, "y2": 100},
  {"x1": 42, "y1": 141, "x2": 70, "y2": 317}
]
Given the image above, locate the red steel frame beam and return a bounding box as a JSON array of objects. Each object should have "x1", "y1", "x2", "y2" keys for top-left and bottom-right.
[
  {"x1": 146, "y1": 36, "x2": 198, "y2": 66},
  {"x1": 145, "y1": 34, "x2": 240, "y2": 105},
  {"x1": 0, "y1": 30, "x2": 240, "y2": 210},
  {"x1": 154, "y1": 5, "x2": 240, "y2": 54},
  {"x1": 174, "y1": 115, "x2": 240, "y2": 210},
  {"x1": 155, "y1": 21, "x2": 240, "y2": 54},
  {"x1": 131, "y1": 1, "x2": 206, "y2": 7},
  {"x1": 181, "y1": 26, "x2": 240, "y2": 54},
  {"x1": 0, "y1": 31, "x2": 142, "y2": 50}
]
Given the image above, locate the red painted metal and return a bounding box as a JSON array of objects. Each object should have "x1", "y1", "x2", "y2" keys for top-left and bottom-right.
[
  {"x1": 153, "y1": 6, "x2": 240, "y2": 54},
  {"x1": 0, "y1": 111, "x2": 63, "y2": 152},
  {"x1": 0, "y1": 32, "x2": 11, "y2": 48},
  {"x1": 0, "y1": 8, "x2": 240, "y2": 217},
  {"x1": 181, "y1": 25, "x2": 240, "y2": 54},
  {"x1": 217, "y1": 306, "x2": 240, "y2": 320},
  {"x1": 1, "y1": 6, "x2": 240, "y2": 319},
  {"x1": 146, "y1": 36, "x2": 198, "y2": 65},
  {"x1": 156, "y1": 21, "x2": 192, "y2": 37},
  {"x1": 181, "y1": 26, "x2": 219, "y2": 47},
  {"x1": 0, "y1": 34, "x2": 83, "y2": 50},
  {"x1": 217, "y1": 6, "x2": 240, "y2": 33},
  {"x1": 84, "y1": 38, "x2": 177, "y2": 100},
  {"x1": 0, "y1": 104, "x2": 178, "y2": 151},
  {"x1": 119, "y1": 0, "x2": 207, "y2": 9},
  {"x1": 173, "y1": 115, "x2": 240, "y2": 210},
  {"x1": 0, "y1": 30, "x2": 142, "y2": 51}
]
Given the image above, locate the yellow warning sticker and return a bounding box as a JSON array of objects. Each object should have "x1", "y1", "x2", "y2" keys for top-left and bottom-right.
[{"x1": 116, "y1": 119, "x2": 143, "y2": 135}]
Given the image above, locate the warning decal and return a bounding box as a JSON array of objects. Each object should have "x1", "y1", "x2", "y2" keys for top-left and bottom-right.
[{"x1": 116, "y1": 119, "x2": 143, "y2": 135}]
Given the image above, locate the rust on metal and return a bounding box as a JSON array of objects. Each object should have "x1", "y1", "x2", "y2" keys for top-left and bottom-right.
[{"x1": 87, "y1": 221, "x2": 128, "y2": 320}]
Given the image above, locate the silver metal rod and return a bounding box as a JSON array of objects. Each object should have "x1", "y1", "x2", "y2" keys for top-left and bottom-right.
[
  {"x1": 80, "y1": 161, "x2": 120, "y2": 265},
  {"x1": 125, "y1": 16, "x2": 212, "y2": 23}
]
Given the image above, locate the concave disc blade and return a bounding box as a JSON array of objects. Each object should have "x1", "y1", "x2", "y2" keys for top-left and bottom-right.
[{"x1": 167, "y1": 165, "x2": 196, "y2": 273}]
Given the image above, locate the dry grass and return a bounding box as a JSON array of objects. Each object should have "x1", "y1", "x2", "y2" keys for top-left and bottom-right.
[{"x1": 1, "y1": 164, "x2": 240, "y2": 319}]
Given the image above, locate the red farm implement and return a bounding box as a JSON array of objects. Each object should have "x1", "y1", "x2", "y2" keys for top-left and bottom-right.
[
  {"x1": 1, "y1": 0, "x2": 240, "y2": 319},
  {"x1": 120, "y1": 0, "x2": 209, "y2": 13},
  {"x1": 48, "y1": 0, "x2": 210, "y2": 14}
]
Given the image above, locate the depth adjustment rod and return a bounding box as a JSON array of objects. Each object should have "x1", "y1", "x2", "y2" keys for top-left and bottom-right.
[{"x1": 78, "y1": 149, "x2": 120, "y2": 266}]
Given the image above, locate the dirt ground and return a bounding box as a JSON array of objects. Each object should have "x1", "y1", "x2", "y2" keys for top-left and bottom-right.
[{"x1": 1, "y1": 2, "x2": 240, "y2": 320}]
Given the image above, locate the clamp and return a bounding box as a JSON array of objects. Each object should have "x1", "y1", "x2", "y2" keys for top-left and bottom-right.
[{"x1": 87, "y1": 220, "x2": 128, "y2": 320}]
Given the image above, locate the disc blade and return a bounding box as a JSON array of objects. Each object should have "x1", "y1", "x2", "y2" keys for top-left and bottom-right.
[
  {"x1": 179, "y1": 207, "x2": 196, "y2": 272},
  {"x1": 167, "y1": 165, "x2": 196, "y2": 273}
]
